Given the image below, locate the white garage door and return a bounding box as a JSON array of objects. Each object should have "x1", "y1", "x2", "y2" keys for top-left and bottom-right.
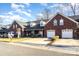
[
  {"x1": 47, "y1": 30, "x2": 55, "y2": 38},
  {"x1": 62, "y1": 29, "x2": 73, "y2": 38}
]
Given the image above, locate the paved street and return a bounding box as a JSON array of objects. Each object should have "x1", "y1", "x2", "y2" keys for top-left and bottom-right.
[{"x1": 0, "y1": 42, "x2": 77, "y2": 56}]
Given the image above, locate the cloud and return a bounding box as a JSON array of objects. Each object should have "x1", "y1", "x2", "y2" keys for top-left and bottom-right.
[
  {"x1": 27, "y1": 9, "x2": 32, "y2": 13},
  {"x1": 48, "y1": 4, "x2": 74, "y2": 15},
  {"x1": 0, "y1": 15, "x2": 13, "y2": 25},
  {"x1": 11, "y1": 3, "x2": 24, "y2": 10},
  {"x1": 23, "y1": 3, "x2": 30, "y2": 7},
  {"x1": 11, "y1": 3, "x2": 18, "y2": 9},
  {"x1": 0, "y1": 3, "x2": 31, "y2": 25},
  {"x1": 0, "y1": 8, "x2": 32, "y2": 25},
  {"x1": 0, "y1": 15, "x2": 11, "y2": 19},
  {"x1": 14, "y1": 8, "x2": 31, "y2": 17},
  {"x1": 10, "y1": 15, "x2": 26, "y2": 21},
  {"x1": 40, "y1": 3, "x2": 48, "y2": 6},
  {"x1": 37, "y1": 13, "x2": 43, "y2": 17},
  {"x1": 49, "y1": 4, "x2": 59, "y2": 8},
  {"x1": 7, "y1": 11, "x2": 14, "y2": 15},
  {"x1": 11, "y1": 15, "x2": 21, "y2": 20},
  {"x1": 0, "y1": 13, "x2": 27, "y2": 25},
  {"x1": 22, "y1": 11, "x2": 31, "y2": 17},
  {"x1": 11, "y1": 3, "x2": 32, "y2": 17},
  {"x1": 0, "y1": 3, "x2": 32, "y2": 25}
]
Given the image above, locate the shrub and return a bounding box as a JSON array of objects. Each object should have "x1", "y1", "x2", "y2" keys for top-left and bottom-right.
[{"x1": 47, "y1": 36, "x2": 59, "y2": 46}]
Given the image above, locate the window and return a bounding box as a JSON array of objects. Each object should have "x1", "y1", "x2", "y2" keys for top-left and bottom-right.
[
  {"x1": 40, "y1": 20, "x2": 45, "y2": 26},
  {"x1": 16, "y1": 24, "x2": 17, "y2": 28},
  {"x1": 13, "y1": 25, "x2": 15, "y2": 29},
  {"x1": 30, "y1": 22, "x2": 36, "y2": 27},
  {"x1": 53, "y1": 19, "x2": 57, "y2": 26},
  {"x1": 60, "y1": 18, "x2": 64, "y2": 25}
]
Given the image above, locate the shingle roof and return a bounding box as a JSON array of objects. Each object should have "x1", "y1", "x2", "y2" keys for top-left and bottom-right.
[
  {"x1": 15, "y1": 20, "x2": 28, "y2": 28},
  {"x1": 24, "y1": 19, "x2": 48, "y2": 30},
  {"x1": 69, "y1": 15, "x2": 79, "y2": 22},
  {"x1": 0, "y1": 28, "x2": 9, "y2": 32},
  {"x1": 25, "y1": 23, "x2": 44, "y2": 30},
  {"x1": 13, "y1": 14, "x2": 79, "y2": 30}
]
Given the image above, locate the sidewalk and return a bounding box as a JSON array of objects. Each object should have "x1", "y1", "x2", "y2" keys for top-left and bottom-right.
[
  {"x1": 21, "y1": 38, "x2": 79, "y2": 46},
  {"x1": 11, "y1": 38, "x2": 79, "y2": 55}
]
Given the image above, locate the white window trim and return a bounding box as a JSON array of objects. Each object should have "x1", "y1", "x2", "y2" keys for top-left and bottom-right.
[
  {"x1": 16, "y1": 24, "x2": 17, "y2": 28},
  {"x1": 60, "y1": 18, "x2": 64, "y2": 25},
  {"x1": 30, "y1": 22, "x2": 36, "y2": 27},
  {"x1": 13, "y1": 25, "x2": 15, "y2": 29},
  {"x1": 53, "y1": 19, "x2": 57, "y2": 26},
  {"x1": 40, "y1": 21, "x2": 45, "y2": 26}
]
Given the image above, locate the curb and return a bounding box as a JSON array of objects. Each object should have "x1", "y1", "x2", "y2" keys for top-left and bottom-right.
[{"x1": 8, "y1": 42, "x2": 79, "y2": 55}]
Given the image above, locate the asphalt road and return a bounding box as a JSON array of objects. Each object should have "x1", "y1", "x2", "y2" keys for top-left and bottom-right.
[{"x1": 0, "y1": 42, "x2": 77, "y2": 56}]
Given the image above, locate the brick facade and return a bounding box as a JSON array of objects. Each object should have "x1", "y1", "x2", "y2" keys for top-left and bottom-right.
[
  {"x1": 44, "y1": 14, "x2": 78, "y2": 38},
  {"x1": 9, "y1": 21, "x2": 24, "y2": 37}
]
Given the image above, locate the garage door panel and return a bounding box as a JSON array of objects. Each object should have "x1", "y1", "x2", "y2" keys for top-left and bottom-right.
[
  {"x1": 47, "y1": 30, "x2": 55, "y2": 38},
  {"x1": 62, "y1": 29, "x2": 73, "y2": 38}
]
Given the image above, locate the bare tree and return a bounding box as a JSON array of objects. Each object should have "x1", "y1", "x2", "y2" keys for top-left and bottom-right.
[
  {"x1": 69, "y1": 3, "x2": 76, "y2": 16},
  {"x1": 56, "y1": 3, "x2": 77, "y2": 16},
  {"x1": 36, "y1": 8, "x2": 51, "y2": 20},
  {"x1": 42, "y1": 8, "x2": 51, "y2": 20}
]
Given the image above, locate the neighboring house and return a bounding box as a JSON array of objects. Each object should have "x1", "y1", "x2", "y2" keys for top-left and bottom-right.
[
  {"x1": 9, "y1": 20, "x2": 48, "y2": 37},
  {"x1": 9, "y1": 20, "x2": 27, "y2": 37},
  {"x1": 25, "y1": 20, "x2": 48, "y2": 37},
  {"x1": 0, "y1": 25, "x2": 10, "y2": 38},
  {"x1": 9, "y1": 13, "x2": 79, "y2": 38}
]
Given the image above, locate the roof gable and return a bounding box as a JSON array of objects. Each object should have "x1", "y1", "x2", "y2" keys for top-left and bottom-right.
[
  {"x1": 14, "y1": 20, "x2": 27, "y2": 28},
  {"x1": 45, "y1": 13, "x2": 78, "y2": 25}
]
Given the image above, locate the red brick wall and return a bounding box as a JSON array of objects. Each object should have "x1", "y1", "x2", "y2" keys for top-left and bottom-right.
[
  {"x1": 44, "y1": 14, "x2": 77, "y2": 38},
  {"x1": 9, "y1": 21, "x2": 24, "y2": 36}
]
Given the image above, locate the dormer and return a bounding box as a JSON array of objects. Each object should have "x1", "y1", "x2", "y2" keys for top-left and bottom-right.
[
  {"x1": 40, "y1": 20, "x2": 46, "y2": 26},
  {"x1": 30, "y1": 22, "x2": 36, "y2": 27}
]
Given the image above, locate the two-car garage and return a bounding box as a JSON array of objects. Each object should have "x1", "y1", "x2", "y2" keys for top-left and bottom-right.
[{"x1": 47, "y1": 29, "x2": 73, "y2": 38}]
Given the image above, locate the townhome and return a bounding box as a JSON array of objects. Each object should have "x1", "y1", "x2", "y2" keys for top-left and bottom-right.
[
  {"x1": 0, "y1": 25, "x2": 10, "y2": 37},
  {"x1": 9, "y1": 20, "x2": 27, "y2": 37},
  {"x1": 24, "y1": 20, "x2": 48, "y2": 37},
  {"x1": 9, "y1": 20, "x2": 48, "y2": 37},
  {"x1": 9, "y1": 13, "x2": 79, "y2": 38},
  {"x1": 44, "y1": 13, "x2": 78, "y2": 38}
]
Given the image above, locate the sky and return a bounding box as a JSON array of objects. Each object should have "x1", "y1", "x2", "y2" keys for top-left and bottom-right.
[{"x1": 0, "y1": 3, "x2": 79, "y2": 25}]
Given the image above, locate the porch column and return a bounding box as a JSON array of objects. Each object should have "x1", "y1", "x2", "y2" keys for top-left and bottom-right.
[
  {"x1": 32, "y1": 30, "x2": 35, "y2": 35},
  {"x1": 39, "y1": 31, "x2": 43, "y2": 37},
  {"x1": 17, "y1": 28, "x2": 21, "y2": 38}
]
